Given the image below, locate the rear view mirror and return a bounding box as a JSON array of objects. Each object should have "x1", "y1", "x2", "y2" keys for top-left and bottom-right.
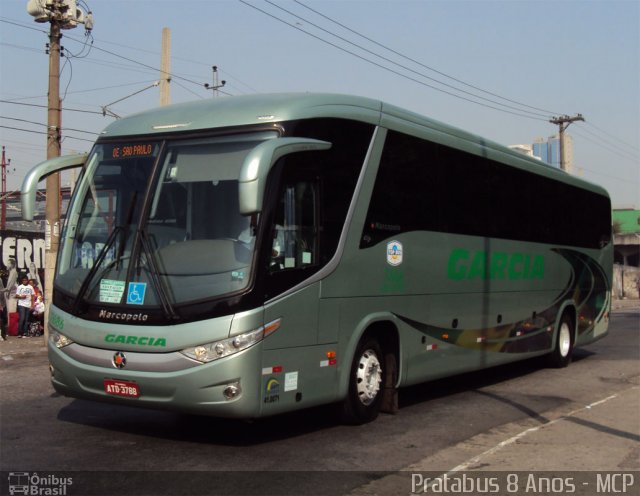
[
  {"x1": 238, "y1": 138, "x2": 331, "y2": 215},
  {"x1": 21, "y1": 153, "x2": 88, "y2": 221}
]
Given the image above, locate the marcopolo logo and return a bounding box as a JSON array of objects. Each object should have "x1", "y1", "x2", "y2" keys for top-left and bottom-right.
[
  {"x1": 98, "y1": 309, "x2": 149, "y2": 322},
  {"x1": 7, "y1": 472, "x2": 72, "y2": 495},
  {"x1": 448, "y1": 248, "x2": 545, "y2": 281}
]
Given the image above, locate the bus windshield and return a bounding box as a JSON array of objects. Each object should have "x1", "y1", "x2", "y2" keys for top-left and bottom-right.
[{"x1": 56, "y1": 133, "x2": 276, "y2": 309}]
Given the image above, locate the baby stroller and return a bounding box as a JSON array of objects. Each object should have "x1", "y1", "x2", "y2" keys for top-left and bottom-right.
[{"x1": 27, "y1": 317, "x2": 43, "y2": 337}]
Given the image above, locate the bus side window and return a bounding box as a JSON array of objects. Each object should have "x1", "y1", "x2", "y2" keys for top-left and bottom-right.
[{"x1": 270, "y1": 180, "x2": 318, "y2": 271}]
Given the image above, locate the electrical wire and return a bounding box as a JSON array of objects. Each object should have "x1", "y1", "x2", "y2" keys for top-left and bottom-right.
[
  {"x1": 0, "y1": 100, "x2": 105, "y2": 115},
  {"x1": 585, "y1": 121, "x2": 639, "y2": 155},
  {"x1": 575, "y1": 127, "x2": 638, "y2": 161},
  {"x1": 61, "y1": 32, "x2": 206, "y2": 88},
  {"x1": 3, "y1": 12, "x2": 636, "y2": 171},
  {"x1": 241, "y1": 1, "x2": 639, "y2": 172},
  {"x1": 0, "y1": 116, "x2": 99, "y2": 136},
  {"x1": 0, "y1": 125, "x2": 95, "y2": 143},
  {"x1": 263, "y1": 0, "x2": 553, "y2": 119},
  {"x1": 239, "y1": 0, "x2": 548, "y2": 122},
  {"x1": 293, "y1": 0, "x2": 560, "y2": 116},
  {"x1": 0, "y1": 17, "x2": 48, "y2": 35},
  {"x1": 171, "y1": 80, "x2": 206, "y2": 100},
  {"x1": 0, "y1": 42, "x2": 42, "y2": 54},
  {"x1": 1, "y1": 17, "x2": 208, "y2": 92},
  {"x1": 61, "y1": 50, "x2": 74, "y2": 101},
  {"x1": 571, "y1": 129, "x2": 639, "y2": 164}
]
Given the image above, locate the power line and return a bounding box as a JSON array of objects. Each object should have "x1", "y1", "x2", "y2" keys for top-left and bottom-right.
[
  {"x1": 1, "y1": 116, "x2": 47, "y2": 128},
  {"x1": 0, "y1": 125, "x2": 95, "y2": 143},
  {"x1": 0, "y1": 116, "x2": 99, "y2": 135},
  {"x1": 242, "y1": 2, "x2": 638, "y2": 162},
  {"x1": 61, "y1": 31, "x2": 206, "y2": 88},
  {"x1": 261, "y1": 0, "x2": 551, "y2": 119},
  {"x1": 577, "y1": 165, "x2": 638, "y2": 185},
  {"x1": 239, "y1": 0, "x2": 548, "y2": 122},
  {"x1": 576, "y1": 126, "x2": 638, "y2": 161},
  {"x1": 292, "y1": 0, "x2": 560, "y2": 117},
  {"x1": 0, "y1": 41, "x2": 43, "y2": 54},
  {"x1": 172, "y1": 80, "x2": 206, "y2": 100},
  {"x1": 585, "y1": 121, "x2": 639, "y2": 155},
  {"x1": 0, "y1": 99, "x2": 105, "y2": 115},
  {"x1": 1, "y1": 17, "x2": 209, "y2": 92},
  {"x1": 0, "y1": 17, "x2": 47, "y2": 34},
  {"x1": 75, "y1": 31, "x2": 259, "y2": 92},
  {"x1": 572, "y1": 129, "x2": 639, "y2": 164}
]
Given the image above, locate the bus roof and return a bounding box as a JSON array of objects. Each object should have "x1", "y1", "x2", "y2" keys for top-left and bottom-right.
[{"x1": 100, "y1": 93, "x2": 610, "y2": 200}]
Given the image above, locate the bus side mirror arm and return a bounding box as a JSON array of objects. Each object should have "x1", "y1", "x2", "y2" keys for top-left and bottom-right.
[
  {"x1": 238, "y1": 138, "x2": 331, "y2": 215},
  {"x1": 20, "y1": 153, "x2": 88, "y2": 221}
]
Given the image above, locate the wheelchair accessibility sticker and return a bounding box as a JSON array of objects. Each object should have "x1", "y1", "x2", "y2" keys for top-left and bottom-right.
[{"x1": 127, "y1": 282, "x2": 147, "y2": 305}]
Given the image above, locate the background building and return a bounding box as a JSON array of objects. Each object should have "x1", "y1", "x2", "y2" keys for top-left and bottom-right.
[
  {"x1": 508, "y1": 144, "x2": 535, "y2": 158},
  {"x1": 532, "y1": 135, "x2": 574, "y2": 172},
  {"x1": 612, "y1": 208, "x2": 640, "y2": 301}
]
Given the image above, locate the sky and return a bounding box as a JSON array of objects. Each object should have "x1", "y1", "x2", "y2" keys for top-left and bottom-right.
[{"x1": 1, "y1": 0, "x2": 638, "y2": 208}]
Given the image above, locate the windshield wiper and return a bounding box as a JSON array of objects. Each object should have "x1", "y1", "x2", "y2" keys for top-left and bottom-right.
[
  {"x1": 72, "y1": 191, "x2": 138, "y2": 312},
  {"x1": 138, "y1": 228, "x2": 178, "y2": 320},
  {"x1": 71, "y1": 224, "x2": 124, "y2": 312}
]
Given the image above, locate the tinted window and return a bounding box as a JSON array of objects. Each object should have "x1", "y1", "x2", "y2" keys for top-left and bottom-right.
[
  {"x1": 264, "y1": 119, "x2": 374, "y2": 298},
  {"x1": 362, "y1": 130, "x2": 611, "y2": 249}
]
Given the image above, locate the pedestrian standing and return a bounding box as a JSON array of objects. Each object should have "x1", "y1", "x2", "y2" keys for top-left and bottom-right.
[
  {"x1": 15, "y1": 275, "x2": 35, "y2": 338},
  {"x1": 29, "y1": 279, "x2": 41, "y2": 306}
]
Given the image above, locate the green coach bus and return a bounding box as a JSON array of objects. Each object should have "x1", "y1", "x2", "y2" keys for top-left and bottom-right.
[{"x1": 21, "y1": 93, "x2": 612, "y2": 424}]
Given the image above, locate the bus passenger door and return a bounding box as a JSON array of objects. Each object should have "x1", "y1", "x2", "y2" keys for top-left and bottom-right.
[
  {"x1": 263, "y1": 170, "x2": 321, "y2": 349},
  {"x1": 260, "y1": 167, "x2": 328, "y2": 412}
]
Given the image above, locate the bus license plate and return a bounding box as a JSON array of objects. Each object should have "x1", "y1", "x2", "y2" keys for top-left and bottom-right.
[{"x1": 104, "y1": 379, "x2": 140, "y2": 398}]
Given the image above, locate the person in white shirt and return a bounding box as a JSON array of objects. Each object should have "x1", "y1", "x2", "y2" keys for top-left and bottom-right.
[{"x1": 15, "y1": 276, "x2": 35, "y2": 338}]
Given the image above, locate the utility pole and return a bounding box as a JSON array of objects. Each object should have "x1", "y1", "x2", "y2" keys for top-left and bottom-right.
[
  {"x1": 204, "y1": 66, "x2": 226, "y2": 97},
  {"x1": 160, "y1": 27, "x2": 171, "y2": 106},
  {"x1": 44, "y1": 3, "x2": 63, "y2": 337},
  {"x1": 550, "y1": 114, "x2": 584, "y2": 172},
  {"x1": 1, "y1": 146, "x2": 9, "y2": 230},
  {"x1": 27, "y1": 0, "x2": 92, "y2": 336}
]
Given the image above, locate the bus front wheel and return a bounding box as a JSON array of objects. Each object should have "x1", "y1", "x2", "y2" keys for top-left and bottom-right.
[
  {"x1": 548, "y1": 312, "x2": 574, "y2": 368},
  {"x1": 341, "y1": 336, "x2": 384, "y2": 424}
]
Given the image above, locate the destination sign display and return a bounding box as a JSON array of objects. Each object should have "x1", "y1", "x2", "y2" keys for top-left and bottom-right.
[{"x1": 109, "y1": 144, "x2": 155, "y2": 160}]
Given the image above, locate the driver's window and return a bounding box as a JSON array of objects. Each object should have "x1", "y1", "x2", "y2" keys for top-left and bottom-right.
[{"x1": 270, "y1": 180, "x2": 318, "y2": 271}]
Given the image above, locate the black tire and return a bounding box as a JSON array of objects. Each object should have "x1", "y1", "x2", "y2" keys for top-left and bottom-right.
[
  {"x1": 547, "y1": 312, "x2": 574, "y2": 368},
  {"x1": 341, "y1": 336, "x2": 384, "y2": 425}
]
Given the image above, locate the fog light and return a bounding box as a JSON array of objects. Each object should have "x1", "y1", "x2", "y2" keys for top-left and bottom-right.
[
  {"x1": 223, "y1": 382, "x2": 241, "y2": 401},
  {"x1": 49, "y1": 364, "x2": 55, "y2": 376}
]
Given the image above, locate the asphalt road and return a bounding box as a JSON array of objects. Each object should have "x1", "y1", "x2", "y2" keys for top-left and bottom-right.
[{"x1": 1, "y1": 309, "x2": 638, "y2": 496}]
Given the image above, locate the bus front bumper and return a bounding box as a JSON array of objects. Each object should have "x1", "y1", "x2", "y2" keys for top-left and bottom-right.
[{"x1": 48, "y1": 339, "x2": 264, "y2": 418}]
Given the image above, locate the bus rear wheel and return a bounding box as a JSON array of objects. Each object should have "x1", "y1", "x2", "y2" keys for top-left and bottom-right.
[
  {"x1": 548, "y1": 312, "x2": 574, "y2": 368},
  {"x1": 342, "y1": 336, "x2": 384, "y2": 424}
]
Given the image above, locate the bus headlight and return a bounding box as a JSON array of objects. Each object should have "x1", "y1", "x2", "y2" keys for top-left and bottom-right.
[
  {"x1": 182, "y1": 328, "x2": 262, "y2": 363},
  {"x1": 50, "y1": 330, "x2": 74, "y2": 349},
  {"x1": 181, "y1": 319, "x2": 280, "y2": 364}
]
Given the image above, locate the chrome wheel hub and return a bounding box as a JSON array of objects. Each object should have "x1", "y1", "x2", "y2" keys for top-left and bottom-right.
[
  {"x1": 559, "y1": 322, "x2": 571, "y2": 357},
  {"x1": 356, "y1": 349, "x2": 382, "y2": 406}
]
